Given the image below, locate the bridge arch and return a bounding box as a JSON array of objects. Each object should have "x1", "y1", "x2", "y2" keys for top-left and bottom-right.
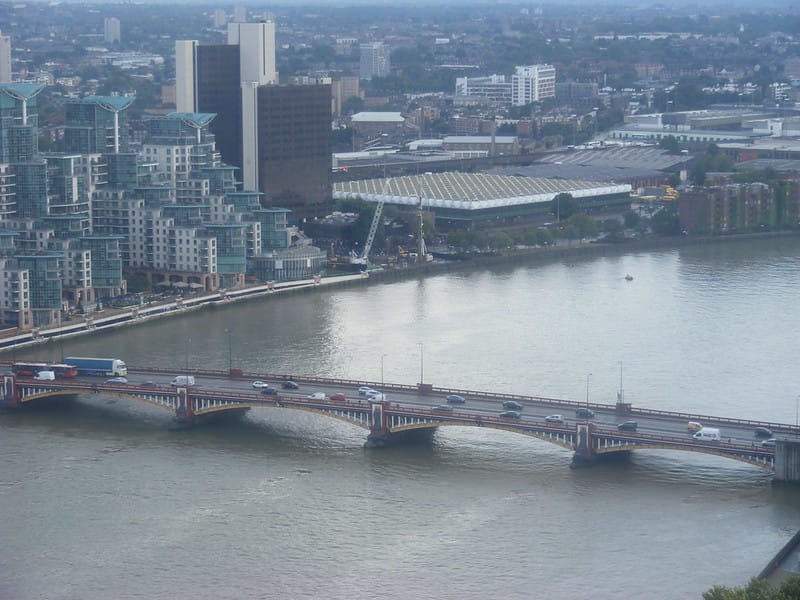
[
  {"x1": 389, "y1": 421, "x2": 575, "y2": 451},
  {"x1": 594, "y1": 442, "x2": 775, "y2": 471}
]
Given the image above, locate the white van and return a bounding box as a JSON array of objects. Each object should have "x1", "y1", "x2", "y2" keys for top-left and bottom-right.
[
  {"x1": 170, "y1": 375, "x2": 196, "y2": 387},
  {"x1": 693, "y1": 427, "x2": 721, "y2": 441},
  {"x1": 33, "y1": 370, "x2": 56, "y2": 381}
]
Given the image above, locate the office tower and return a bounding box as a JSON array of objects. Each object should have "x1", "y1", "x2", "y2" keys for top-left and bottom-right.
[
  {"x1": 104, "y1": 18, "x2": 121, "y2": 44},
  {"x1": 359, "y1": 42, "x2": 390, "y2": 80},
  {"x1": 63, "y1": 96, "x2": 134, "y2": 154},
  {"x1": 233, "y1": 6, "x2": 247, "y2": 23},
  {"x1": 256, "y1": 84, "x2": 331, "y2": 221},
  {"x1": 0, "y1": 30, "x2": 11, "y2": 82},
  {"x1": 176, "y1": 19, "x2": 332, "y2": 219},
  {"x1": 511, "y1": 64, "x2": 556, "y2": 106}
]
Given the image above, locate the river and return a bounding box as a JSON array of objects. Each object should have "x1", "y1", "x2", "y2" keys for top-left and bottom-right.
[{"x1": 3, "y1": 235, "x2": 800, "y2": 599}]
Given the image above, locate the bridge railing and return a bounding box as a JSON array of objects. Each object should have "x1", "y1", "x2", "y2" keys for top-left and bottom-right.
[{"x1": 9, "y1": 363, "x2": 800, "y2": 435}]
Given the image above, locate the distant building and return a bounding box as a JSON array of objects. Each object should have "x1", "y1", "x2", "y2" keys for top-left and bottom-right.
[
  {"x1": 103, "y1": 17, "x2": 121, "y2": 45},
  {"x1": 455, "y1": 74, "x2": 511, "y2": 105},
  {"x1": 359, "y1": 42, "x2": 390, "y2": 80},
  {"x1": 176, "y1": 21, "x2": 332, "y2": 219},
  {"x1": 0, "y1": 30, "x2": 11, "y2": 82},
  {"x1": 511, "y1": 65, "x2": 556, "y2": 106},
  {"x1": 332, "y1": 75, "x2": 360, "y2": 116},
  {"x1": 677, "y1": 182, "x2": 800, "y2": 235}
]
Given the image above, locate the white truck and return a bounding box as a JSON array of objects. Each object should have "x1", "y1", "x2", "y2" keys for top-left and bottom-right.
[
  {"x1": 170, "y1": 375, "x2": 196, "y2": 387},
  {"x1": 693, "y1": 427, "x2": 721, "y2": 441}
]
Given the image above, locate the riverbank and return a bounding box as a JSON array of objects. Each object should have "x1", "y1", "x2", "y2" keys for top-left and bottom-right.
[{"x1": 2, "y1": 230, "x2": 797, "y2": 352}]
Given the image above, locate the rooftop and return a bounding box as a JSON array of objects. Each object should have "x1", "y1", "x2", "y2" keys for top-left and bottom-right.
[{"x1": 333, "y1": 172, "x2": 629, "y2": 210}]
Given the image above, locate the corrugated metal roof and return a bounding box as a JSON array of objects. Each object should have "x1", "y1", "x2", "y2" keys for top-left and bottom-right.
[{"x1": 333, "y1": 172, "x2": 630, "y2": 210}]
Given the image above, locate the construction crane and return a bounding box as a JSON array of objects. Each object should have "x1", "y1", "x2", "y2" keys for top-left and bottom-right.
[{"x1": 350, "y1": 177, "x2": 391, "y2": 268}]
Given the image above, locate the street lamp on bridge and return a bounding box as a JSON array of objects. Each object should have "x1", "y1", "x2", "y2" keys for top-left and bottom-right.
[
  {"x1": 585, "y1": 372, "x2": 592, "y2": 422},
  {"x1": 418, "y1": 343, "x2": 424, "y2": 385},
  {"x1": 381, "y1": 354, "x2": 388, "y2": 396}
]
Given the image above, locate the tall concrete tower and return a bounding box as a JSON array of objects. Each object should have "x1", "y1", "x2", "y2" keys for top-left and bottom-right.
[{"x1": 104, "y1": 18, "x2": 121, "y2": 44}]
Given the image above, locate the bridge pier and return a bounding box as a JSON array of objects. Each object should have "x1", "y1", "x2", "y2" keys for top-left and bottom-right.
[
  {"x1": 570, "y1": 422, "x2": 595, "y2": 466},
  {"x1": 1, "y1": 375, "x2": 20, "y2": 412},
  {"x1": 365, "y1": 428, "x2": 435, "y2": 448},
  {"x1": 774, "y1": 438, "x2": 800, "y2": 484}
]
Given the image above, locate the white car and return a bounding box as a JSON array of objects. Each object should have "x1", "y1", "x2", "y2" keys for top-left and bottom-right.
[
  {"x1": 105, "y1": 377, "x2": 127, "y2": 384},
  {"x1": 358, "y1": 386, "x2": 376, "y2": 396},
  {"x1": 252, "y1": 380, "x2": 269, "y2": 389},
  {"x1": 367, "y1": 392, "x2": 386, "y2": 401},
  {"x1": 307, "y1": 392, "x2": 325, "y2": 400},
  {"x1": 545, "y1": 414, "x2": 564, "y2": 424}
]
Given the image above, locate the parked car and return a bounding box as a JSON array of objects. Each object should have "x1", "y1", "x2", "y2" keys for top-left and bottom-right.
[
  {"x1": 761, "y1": 438, "x2": 777, "y2": 447},
  {"x1": 502, "y1": 400, "x2": 523, "y2": 411},
  {"x1": 105, "y1": 377, "x2": 127, "y2": 384},
  {"x1": 754, "y1": 427, "x2": 773, "y2": 438},
  {"x1": 499, "y1": 410, "x2": 521, "y2": 419},
  {"x1": 358, "y1": 386, "x2": 376, "y2": 396},
  {"x1": 260, "y1": 387, "x2": 278, "y2": 395},
  {"x1": 575, "y1": 407, "x2": 594, "y2": 418},
  {"x1": 252, "y1": 380, "x2": 269, "y2": 389},
  {"x1": 545, "y1": 414, "x2": 564, "y2": 423},
  {"x1": 329, "y1": 393, "x2": 346, "y2": 402},
  {"x1": 433, "y1": 405, "x2": 453, "y2": 412},
  {"x1": 687, "y1": 421, "x2": 703, "y2": 432},
  {"x1": 307, "y1": 392, "x2": 325, "y2": 400},
  {"x1": 282, "y1": 380, "x2": 299, "y2": 390},
  {"x1": 617, "y1": 421, "x2": 638, "y2": 432},
  {"x1": 446, "y1": 394, "x2": 466, "y2": 404}
]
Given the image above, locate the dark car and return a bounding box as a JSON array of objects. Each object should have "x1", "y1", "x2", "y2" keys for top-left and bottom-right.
[
  {"x1": 282, "y1": 380, "x2": 299, "y2": 390},
  {"x1": 433, "y1": 404, "x2": 454, "y2": 412},
  {"x1": 446, "y1": 394, "x2": 466, "y2": 404},
  {"x1": 754, "y1": 426, "x2": 773, "y2": 438},
  {"x1": 502, "y1": 400, "x2": 523, "y2": 411},
  {"x1": 575, "y1": 407, "x2": 595, "y2": 418},
  {"x1": 499, "y1": 410, "x2": 521, "y2": 419},
  {"x1": 617, "y1": 421, "x2": 638, "y2": 432},
  {"x1": 260, "y1": 387, "x2": 278, "y2": 395}
]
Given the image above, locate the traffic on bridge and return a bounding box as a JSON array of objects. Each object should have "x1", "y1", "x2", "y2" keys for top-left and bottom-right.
[{"x1": 3, "y1": 358, "x2": 800, "y2": 482}]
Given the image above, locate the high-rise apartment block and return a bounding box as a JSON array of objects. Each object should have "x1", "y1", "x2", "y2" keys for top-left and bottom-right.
[
  {"x1": 359, "y1": 42, "x2": 390, "y2": 80},
  {"x1": 0, "y1": 30, "x2": 11, "y2": 83},
  {"x1": 104, "y1": 17, "x2": 121, "y2": 44}
]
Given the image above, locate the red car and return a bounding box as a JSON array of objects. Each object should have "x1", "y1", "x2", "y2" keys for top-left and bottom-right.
[{"x1": 329, "y1": 393, "x2": 346, "y2": 402}]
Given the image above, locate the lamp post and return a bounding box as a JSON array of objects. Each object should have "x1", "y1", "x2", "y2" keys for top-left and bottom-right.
[
  {"x1": 418, "y1": 343, "x2": 424, "y2": 385},
  {"x1": 225, "y1": 328, "x2": 232, "y2": 374},
  {"x1": 381, "y1": 354, "x2": 387, "y2": 396},
  {"x1": 585, "y1": 373, "x2": 592, "y2": 421}
]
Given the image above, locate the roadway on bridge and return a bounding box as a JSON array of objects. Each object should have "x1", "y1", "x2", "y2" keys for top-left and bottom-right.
[{"x1": 75, "y1": 369, "x2": 780, "y2": 449}]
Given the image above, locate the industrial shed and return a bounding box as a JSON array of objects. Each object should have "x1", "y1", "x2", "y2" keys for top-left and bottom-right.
[{"x1": 332, "y1": 172, "x2": 631, "y2": 228}]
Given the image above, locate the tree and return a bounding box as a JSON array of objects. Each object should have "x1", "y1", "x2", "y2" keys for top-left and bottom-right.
[
  {"x1": 488, "y1": 231, "x2": 513, "y2": 250},
  {"x1": 341, "y1": 96, "x2": 364, "y2": 116},
  {"x1": 659, "y1": 135, "x2": 680, "y2": 154},
  {"x1": 566, "y1": 213, "x2": 599, "y2": 241},
  {"x1": 552, "y1": 193, "x2": 578, "y2": 221},
  {"x1": 623, "y1": 210, "x2": 641, "y2": 229},
  {"x1": 703, "y1": 575, "x2": 800, "y2": 599},
  {"x1": 650, "y1": 205, "x2": 681, "y2": 236},
  {"x1": 690, "y1": 144, "x2": 735, "y2": 185}
]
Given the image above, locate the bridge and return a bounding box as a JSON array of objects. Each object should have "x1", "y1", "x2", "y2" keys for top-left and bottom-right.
[{"x1": 3, "y1": 363, "x2": 800, "y2": 482}]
